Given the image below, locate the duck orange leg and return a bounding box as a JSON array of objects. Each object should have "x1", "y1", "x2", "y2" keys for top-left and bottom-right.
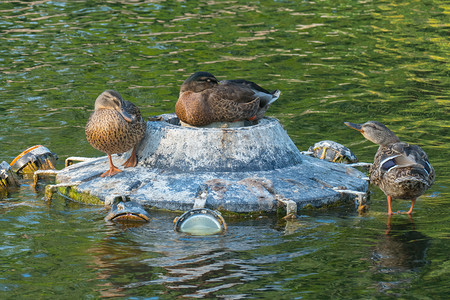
[
  {"x1": 387, "y1": 195, "x2": 395, "y2": 215},
  {"x1": 405, "y1": 198, "x2": 416, "y2": 215},
  {"x1": 122, "y1": 146, "x2": 138, "y2": 168},
  {"x1": 101, "y1": 154, "x2": 122, "y2": 177}
]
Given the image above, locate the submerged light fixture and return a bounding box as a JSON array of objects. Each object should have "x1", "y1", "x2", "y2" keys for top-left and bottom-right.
[
  {"x1": 174, "y1": 208, "x2": 227, "y2": 235},
  {"x1": 10, "y1": 145, "x2": 58, "y2": 175}
]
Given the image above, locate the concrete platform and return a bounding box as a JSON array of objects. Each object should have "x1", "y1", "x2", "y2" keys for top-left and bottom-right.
[{"x1": 53, "y1": 114, "x2": 368, "y2": 214}]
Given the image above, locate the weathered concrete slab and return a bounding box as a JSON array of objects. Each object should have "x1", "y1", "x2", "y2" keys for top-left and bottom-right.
[{"x1": 54, "y1": 114, "x2": 368, "y2": 213}]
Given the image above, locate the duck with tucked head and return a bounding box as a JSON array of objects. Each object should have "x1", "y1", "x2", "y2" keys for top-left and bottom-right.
[
  {"x1": 345, "y1": 121, "x2": 434, "y2": 215},
  {"x1": 175, "y1": 71, "x2": 280, "y2": 126},
  {"x1": 85, "y1": 90, "x2": 146, "y2": 177}
]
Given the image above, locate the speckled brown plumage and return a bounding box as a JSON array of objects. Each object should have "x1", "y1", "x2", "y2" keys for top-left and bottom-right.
[
  {"x1": 370, "y1": 142, "x2": 434, "y2": 200},
  {"x1": 345, "y1": 121, "x2": 434, "y2": 215},
  {"x1": 85, "y1": 90, "x2": 146, "y2": 177},
  {"x1": 175, "y1": 72, "x2": 280, "y2": 126}
]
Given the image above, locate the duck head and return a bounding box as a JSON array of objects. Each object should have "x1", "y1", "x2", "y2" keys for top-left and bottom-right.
[
  {"x1": 180, "y1": 71, "x2": 219, "y2": 94},
  {"x1": 345, "y1": 121, "x2": 401, "y2": 146},
  {"x1": 94, "y1": 90, "x2": 133, "y2": 122}
]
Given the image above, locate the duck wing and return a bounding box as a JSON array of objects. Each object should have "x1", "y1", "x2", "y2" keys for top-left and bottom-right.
[
  {"x1": 372, "y1": 142, "x2": 435, "y2": 186},
  {"x1": 215, "y1": 81, "x2": 259, "y2": 104},
  {"x1": 220, "y1": 79, "x2": 280, "y2": 107},
  {"x1": 201, "y1": 88, "x2": 260, "y2": 122},
  {"x1": 122, "y1": 100, "x2": 144, "y2": 123}
]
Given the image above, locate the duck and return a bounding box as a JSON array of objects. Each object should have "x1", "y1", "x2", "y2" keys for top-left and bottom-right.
[
  {"x1": 85, "y1": 90, "x2": 146, "y2": 177},
  {"x1": 345, "y1": 121, "x2": 434, "y2": 215},
  {"x1": 175, "y1": 71, "x2": 280, "y2": 126}
]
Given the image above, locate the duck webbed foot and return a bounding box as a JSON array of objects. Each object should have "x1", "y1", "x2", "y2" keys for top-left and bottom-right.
[
  {"x1": 101, "y1": 154, "x2": 123, "y2": 177},
  {"x1": 101, "y1": 166, "x2": 122, "y2": 177},
  {"x1": 388, "y1": 197, "x2": 416, "y2": 215},
  {"x1": 397, "y1": 199, "x2": 416, "y2": 215}
]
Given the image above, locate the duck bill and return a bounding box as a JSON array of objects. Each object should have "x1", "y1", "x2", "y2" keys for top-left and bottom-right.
[
  {"x1": 118, "y1": 108, "x2": 133, "y2": 122},
  {"x1": 344, "y1": 122, "x2": 363, "y2": 133}
]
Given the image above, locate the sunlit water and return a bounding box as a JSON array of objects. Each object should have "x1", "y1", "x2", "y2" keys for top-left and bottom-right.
[{"x1": 1, "y1": 1, "x2": 448, "y2": 298}]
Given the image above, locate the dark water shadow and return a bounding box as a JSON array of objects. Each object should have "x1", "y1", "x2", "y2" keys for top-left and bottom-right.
[{"x1": 371, "y1": 215, "x2": 431, "y2": 296}]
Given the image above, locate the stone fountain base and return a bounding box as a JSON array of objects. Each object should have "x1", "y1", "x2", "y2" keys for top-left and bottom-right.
[{"x1": 53, "y1": 114, "x2": 368, "y2": 214}]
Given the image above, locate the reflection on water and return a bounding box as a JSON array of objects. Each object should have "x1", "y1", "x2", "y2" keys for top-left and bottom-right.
[
  {"x1": 87, "y1": 215, "x2": 317, "y2": 298},
  {"x1": 372, "y1": 216, "x2": 431, "y2": 295},
  {"x1": 0, "y1": 0, "x2": 448, "y2": 298}
]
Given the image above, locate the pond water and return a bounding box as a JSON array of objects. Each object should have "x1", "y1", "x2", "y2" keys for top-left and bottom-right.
[{"x1": 0, "y1": 0, "x2": 448, "y2": 298}]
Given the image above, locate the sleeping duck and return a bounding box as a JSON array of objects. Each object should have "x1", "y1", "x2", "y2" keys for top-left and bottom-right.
[
  {"x1": 175, "y1": 71, "x2": 280, "y2": 126},
  {"x1": 345, "y1": 121, "x2": 434, "y2": 215},
  {"x1": 85, "y1": 90, "x2": 146, "y2": 177}
]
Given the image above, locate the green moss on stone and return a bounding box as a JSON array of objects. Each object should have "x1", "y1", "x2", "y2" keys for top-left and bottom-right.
[{"x1": 56, "y1": 186, "x2": 104, "y2": 205}]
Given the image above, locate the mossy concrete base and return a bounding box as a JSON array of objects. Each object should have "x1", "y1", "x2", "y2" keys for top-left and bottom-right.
[
  {"x1": 45, "y1": 184, "x2": 104, "y2": 206},
  {"x1": 55, "y1": 114, "x2": 368, "y2": 213}
]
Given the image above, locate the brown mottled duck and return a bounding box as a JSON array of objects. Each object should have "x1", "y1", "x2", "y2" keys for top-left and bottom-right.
[
  {"x1": 175, "y1": 71, "x2": 280, "y2": 126},
  {"x1": 345, "y1": 121, "x2": 434, "y2": 215},
  {"x1": 85, "y1": 90, "x2": 146, "y2": 177}
]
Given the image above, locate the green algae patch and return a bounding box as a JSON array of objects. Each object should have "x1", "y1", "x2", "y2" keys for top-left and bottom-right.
[
  {"x1": 45, "y1": 184, "x2": 103, "y2": 206},
  {"x1": 59, "y1": 186, "x2": 103, "y2": 205}
]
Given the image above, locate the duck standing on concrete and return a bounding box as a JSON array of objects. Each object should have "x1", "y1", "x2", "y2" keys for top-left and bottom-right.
[
  {"x1": 85, "y1": 90, "x2": 146, "y2": 177},
  {"x1": 345, "y1": 121, "x2": 434, "y2": 215},
  {"x1": 175, "y1": 71, "x2": 280, "y2": 126}
]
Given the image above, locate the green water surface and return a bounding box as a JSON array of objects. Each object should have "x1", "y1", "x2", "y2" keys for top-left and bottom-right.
[{"x1": 0, "y1": 1, "x2": 449, "y2": 299}]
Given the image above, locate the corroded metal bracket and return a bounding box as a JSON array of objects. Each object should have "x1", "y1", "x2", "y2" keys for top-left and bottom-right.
[
  {"x1": 193, "y1": 184, "x2": 208, "y2": 209},
  {"x1": 44, "y1": 183, "x2": 79, "y2": 201},
  {"x1": 65, "y1": 156, "x2": 94, "y2": 167},
  {"x1": 347, "y1": 162, "x2": 373, "y2": 169},
  {"x1": 276, "y1": 195, "x2": 298, "y2": 219},
  {"x1": 332, "y1": 187, "x2": 368, "y2": 213},
  {"x1": 33, "y1": 169, "x2": 59, "y2": 188}
]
